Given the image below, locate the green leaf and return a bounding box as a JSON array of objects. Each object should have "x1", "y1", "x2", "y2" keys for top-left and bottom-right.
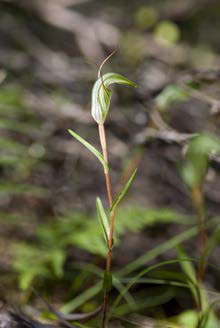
[
  {"x1": 111, "y1": 168, "x2": 137, "y2": 213},
  {"x1": 96, "y1": 197, "x2": 109, "y2": 245},
  {"x1": 176, "y1": 246, "x2": 197, "y2": 284},
  {"x1": 103, "y1": 271, "x2": 112, "y2": 293},
  {"x1": 68, "y1": 129, "x2": 109, "y2": 172},
  {"x1": 189, "y1": 133, "x2": 220, "y2": 156},
  {"x1": 91, "y1": 72, "x2": 137, "y2": 124},
  {"x1": 179, "y1": 153, "x2": 209, "y2": 189}
]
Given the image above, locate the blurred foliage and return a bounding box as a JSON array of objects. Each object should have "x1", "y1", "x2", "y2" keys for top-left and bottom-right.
[
  {"x1": 14, "y1": 244, "x2": 66, "y2": 290},
  {"x1": 156, "y1": 85, "x2": 189, "y2": 110},
  {"x1": 134, "y1": 6, "x2": 158, "y2": 30},
  {"x1": 0, "y1": 85, "x2": 44, "y2": 176},
  {"x1": 175, "y1": 310, "x2": 219, "y2": 328},
  {"x1": 180, "y1": 133, "x2": 220, "y2": 189},
  {"x1": 154, "y1": 21, "x2": 181, "y2": 45},
  {"x1": 121, "y1": 31, "x2": 145, "y2": 65},
  {"x1": 13, "y1": 206, "x2": 191, "y2": 290},
  {"x1": 191, "y1": 45, "x2": 216, "y2": 69}
]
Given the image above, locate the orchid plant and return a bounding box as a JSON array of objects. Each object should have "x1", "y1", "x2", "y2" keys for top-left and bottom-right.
[{"x1": 68, "y1": 59, "x2": 137, "y2": 327}]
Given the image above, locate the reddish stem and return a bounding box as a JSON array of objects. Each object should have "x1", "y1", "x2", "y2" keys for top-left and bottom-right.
[
  {"x1": 98, "y1": 123, "x2": 115, "y2": 328},
  {"x1": 192, "y1": 187, "x2": 208, "y2": 283}
]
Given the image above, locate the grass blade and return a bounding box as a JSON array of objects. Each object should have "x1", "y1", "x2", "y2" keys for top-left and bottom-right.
[
  {"x1": 118, "y1": 225, "x2": 198, "y2": 277},
  {"x1": 110, "y1": 258, "x2": 199, "y2": 318},
  {"x1": 60, "y1": 282, "x2": 102, "y2": 314},
  {"x1": 118, "y1": 217, "x2": 219, "y2": 277},
  {"x1": 176, "y1": 246, "x2": 202, "y2": 309}
]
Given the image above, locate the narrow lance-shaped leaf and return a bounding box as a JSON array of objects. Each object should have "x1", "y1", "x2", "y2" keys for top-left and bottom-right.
[
  {"x1": 91, "y1": 72, "x2": 137, "y2": 124},
  {"x1": 68, "y1": 129, "x2": 109, "y2": 172},
  {"x1": 111, "y1": 168, "x2": 137, "y2": 214},
  {"x1": 96, "y1": 197, "x2": 110, "y2": 246}
]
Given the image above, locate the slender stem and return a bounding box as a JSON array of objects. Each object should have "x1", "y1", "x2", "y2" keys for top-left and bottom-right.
[
  {"x1": 192, "y1": 187, "x2": 209, "y2": 328},
  {"x1": 192, "y1": 186, "x2": 208, "y2": 283},
  {"x1": 99, "y1": 124, "x2": 112, "y2": 207},
  {"x1": 98, "y1": 123, "x2": 115, "y2": 328}
]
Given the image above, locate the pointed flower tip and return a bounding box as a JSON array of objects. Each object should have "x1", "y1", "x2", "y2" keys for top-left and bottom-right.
[
  {"x1": 131, "y1": 81, "x2": 138, "y2": 87},
  {"x1": 124, "y1": 79, "x2": 137, "y2": 88}
]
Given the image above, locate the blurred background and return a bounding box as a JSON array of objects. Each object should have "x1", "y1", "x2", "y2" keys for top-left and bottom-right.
[{"x1": 0, "y1": 0, "x2": 220, "y2": 326}]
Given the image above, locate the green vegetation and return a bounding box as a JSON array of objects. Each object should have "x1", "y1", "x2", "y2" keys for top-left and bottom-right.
[
  {"x1": 1, "y1": 1, "x2": 220, "y2": 327},
  {"x1": 7, "y1": 74, "x2": 220, "y2": 328}
]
